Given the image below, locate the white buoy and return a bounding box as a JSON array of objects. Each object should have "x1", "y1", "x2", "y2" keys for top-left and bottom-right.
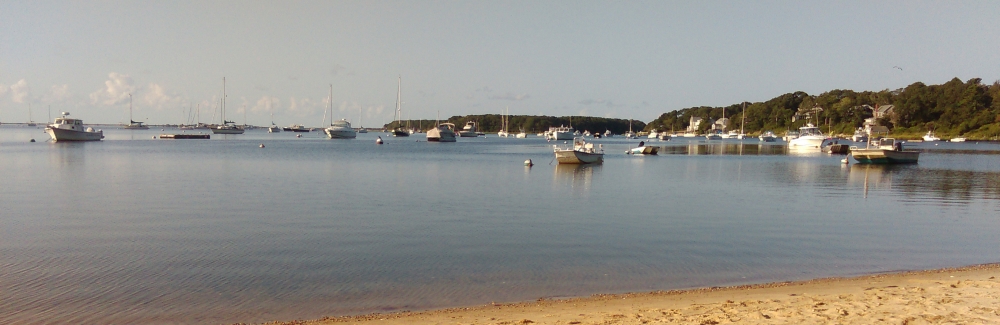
[
  {"x1": 296, "y1": 134, "x2": 302, "y2": 138},
  {"x1": 841, "y1": 158, "x2": 849, "y2": 164},
  {"x1": 259, "y1": 143, "x2": 265, "y2": 148},
  {"x1": 376, "y1": 136, "x2": 383, "y2": 144},
  {"x1": 524, "y1": 159, "x2": 533, "y2": 166},
  {"x1": 152, "y1": 136, "x2": 156, "y2": 139}
]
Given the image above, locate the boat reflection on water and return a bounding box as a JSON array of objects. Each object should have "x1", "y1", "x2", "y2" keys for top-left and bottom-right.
[
  {"x1": 553, "y1": 163, "x2": 601, "y2": 192},
  {"x1": 846, "y1": 163, "x2": 999, "y2": 201},
  {"x1": 659, "y1": 143, "x2": 790, "y2": 156}
]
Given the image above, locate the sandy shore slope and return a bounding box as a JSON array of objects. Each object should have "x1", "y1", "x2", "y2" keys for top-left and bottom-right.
[{"x1": 265, "y1": 264, "x2": 999, "y2": 325}]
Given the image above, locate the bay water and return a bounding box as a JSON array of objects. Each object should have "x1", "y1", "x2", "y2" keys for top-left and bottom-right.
[{"x1": 2, "y1": 126, "x2": 999, "y2": 324}]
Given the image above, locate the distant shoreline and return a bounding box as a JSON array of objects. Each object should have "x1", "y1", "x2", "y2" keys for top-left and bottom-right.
[{"x1": 268, "y1": 263, "x2": 1000, "y2": 325}]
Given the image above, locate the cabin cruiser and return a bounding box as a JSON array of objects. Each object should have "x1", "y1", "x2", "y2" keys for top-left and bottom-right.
[
  {"x1": 922, "y1": 131, "x2": 941, "y2": 142},
  {"x1": 851, "y1": 128, "x2": 868, "y2": 143},
  {"x1": 427, "y1": 123, "x2": 457, "y2": 142},
  {"x1": 788, "y1": 124, "x2": 826, "y2": 148},
  {"x1": 459, "y1": 121, "x2": 479, "y2": 137},
  {"x1": 45, "y1": 112, "x2": 104, "y2": 141},
  {"x1": 325, "y1": 119, "x2": 357, "y2": 139}
]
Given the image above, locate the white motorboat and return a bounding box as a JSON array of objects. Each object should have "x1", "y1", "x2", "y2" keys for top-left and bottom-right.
[
  {"x1": 515, "y1": 128, "x2": 527, "y2": 138},
  {"x1": 459, "y1": 121, "x2": 479, "y2": 137},
  {"x1": 657, "y1": 133, "x2": 670, "y2": 141},
  {"x1": 759, "y1": 131, "x2": 776, "y2": 142},
  {"x1": 647, "y1": 129, "x2": 659, "y2": 139},
  {"x1": 554, "y1": 137, "x2": 603, "y2": 164},
  {"x1": 211, "y1": 78, "x2": 245, "y2": 134},
  {"x1": 604, "y1": 130, "x2": 612, "y2": 138},
  {"x1": 851, "y1": 138, "x2": 919, "y2": 164},
  {"x1": 788, "y1": 124, "x2": 826, "y2": 148},
  {"x1": 326, "y1": 119, "x2": 357, "y2": 139},
  {"x1": 922, "y1": 131, "x2": 941, "y2": 142},
  {"x1": 427, "y1": 123, "x2": 457, "y2": 142},
  {"x1": 851, "y1": 127, "x2": 868, "y2": 143},
  {"x1": 950, "y1": 137, "x2": 966, "y2": 142},
  {"x1": 546, "y1": 125, "x2": 574, "y2": 140},
  {"x1": 705, "y1": 132, "x2": 722, "y2": 140},
  {"x1": 629, "y1": 141, "x2": 658, "y2": 155},
  {"x1": 323, "y1": 86, "x2": 357, "y2": 139},
  {"x1": 45, "y1": 112, "x2": 104, "y2": 141},
  {"x1": 268, "y1": 113, "x2": 281, "y2": 133}
]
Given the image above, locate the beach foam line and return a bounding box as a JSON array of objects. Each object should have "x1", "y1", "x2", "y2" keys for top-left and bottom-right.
[{"x1": 261, "y1": 263, "x2": 1000, "y2": 325}]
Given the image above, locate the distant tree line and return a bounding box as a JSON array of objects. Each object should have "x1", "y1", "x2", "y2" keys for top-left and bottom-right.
[
  {"x1": 647, "y1": 78, "x2": 1000, "y2": 139},
  {"x1": 385, "y1": 115, "x2": 646, "y2": 135},
  {"x1": 385, "y1": 78, "x2": 1000, "y2": 139}
]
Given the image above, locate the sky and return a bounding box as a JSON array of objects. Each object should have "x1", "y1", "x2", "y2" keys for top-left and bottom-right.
[{"x1": 2, "y1": 0, "x2": 999, "y2": 126}]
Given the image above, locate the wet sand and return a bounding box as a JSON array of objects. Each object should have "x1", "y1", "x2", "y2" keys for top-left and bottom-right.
[{"x1": 265, "y1": 263, "x2": 1000, "y2": 325}]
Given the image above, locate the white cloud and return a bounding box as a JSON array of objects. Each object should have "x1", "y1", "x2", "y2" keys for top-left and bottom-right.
[
  {"x1": 287, "y1": 97, "x2": 318, "y2": 117},
  {"x1": 252, "y1": 96, "x2": 281, "y2": 112},
  {"x1": 10, "y1": 79, "x2": 31, "y2": 103},
  {"x1": 90, "y1": 73, "x2": 135, "y2": 106},
  {"x1": 490, "y1": 92, "x2": 530, "y2": 101},
  {"x1": 142, "y1": 83, "x2": 174, "y2": 109},
  {"x1": 46, "y1": 84, "x2": 70, "y2": 102}
]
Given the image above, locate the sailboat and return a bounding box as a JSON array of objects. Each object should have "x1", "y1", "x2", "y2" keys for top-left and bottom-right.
[
  {"x1": 737, "y1": 102, "x2": 747, "y2": 139},
  {"x1": 122, "y1": 93, "x2": 149, "y2": 129},
  {"x1": 26, "y1": 103, "x2": 37, "y2": 126},
  {"x1": 212, "y1": 77, "x2": 245, "y2": 134},
  {"x1": 391, "y1": 76, "x2": 409, "y2": 137},
  {"x1": 624, "y1": 119, "x2": 635, "y2": 138},
  {"x1": 357, "y1": 106, "x2": 367, "y2": 133},
  {"x1": 498, "y1": 107, "x2": 509, "y2": 137},
  {"x1": 325, "y1": 84, "x2": 357, "y2": 139}
]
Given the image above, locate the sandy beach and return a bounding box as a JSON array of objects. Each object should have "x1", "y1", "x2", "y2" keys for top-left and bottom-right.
[{"x1": 265, "y1": 263, "x2": 1000, "y2": 325}]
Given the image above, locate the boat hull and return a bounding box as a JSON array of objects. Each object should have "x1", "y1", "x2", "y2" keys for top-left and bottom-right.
[
  {"x1": 554, "y1": 150, "x2": 603, "y2": 164},
  {"x1": 629, "y1": 146, "x2": 659, "y2": 155},
  {"x1": 211, "y1": 127, "x2": 245, "y2": 134},
  {"x1": 46, "y1": 127, "x2": 103, "y2": 141},
  {"x1": 458, "y1": 131, "x2": 478, "y2": 137},
  {"x1": 325, "y1": 128, "x2": 357, "y2": 139},
  {"x1": 788, "y1": 136, "x2": 825, "y2": 148},
  {"x1": 851, "y1": 149, "x2": 919, "y2": 164},
  {"x1": 552, "y1": 132, "x2": 573, "y2": 140},
  {"x1": 426, "y1": 126, "x2": 456, "y2": 142}
]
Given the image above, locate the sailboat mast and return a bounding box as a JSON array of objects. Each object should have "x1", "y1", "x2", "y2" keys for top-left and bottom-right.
[
  {"x1": 222, "y1": 77, "x2": 226, "y2": 125},
  {"x1": 128, "y1": 93, "x2": 132, "y2": 122},
  {"x1": 741, "y1": 102, "x2": 745, "y2": 134},
  {"x1": 395, "y1": 76, "x2": 401, "y2": 128},
  {"x1": 329, "y1": 84, "x2": 333, "y2": 126}
]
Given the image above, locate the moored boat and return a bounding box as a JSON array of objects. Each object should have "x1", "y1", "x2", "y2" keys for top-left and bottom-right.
[
  {"x1": 788, "y1": 123, "x2": 826, "y2": 148},
  {"x1": 554, "y1": 137, "x2": 603, "y2": 164},
  {"x1": 546, "y1": 125, "x2": 574, "y2": 140},
  {"x1": 325, "y1": 119, "x2": 357, "y2": 139},
  {"x1": 45, "y1": 112, "x2": 104, "y2": 141},
  {"x1": 426, "y1": 123, "x2": 457, "y2": 142},
  {"x1": 851, "y1": 138, "x2": 919, "y2": 164},
  {"x1": 459, "y1": 121, "x2": 479, "y2": 137},
  {"x1": 922, "y1": 131, "x2": 941, "y2": 142},
  {"x1": 950, "y1": 137, "x2": 966, "y2": 142},
  {"x1": 759, "y1": 131, "x2": 776, "y2": 142},
  {"x1": 629, "y1": 141, "x2": 658, "y2": 155}
]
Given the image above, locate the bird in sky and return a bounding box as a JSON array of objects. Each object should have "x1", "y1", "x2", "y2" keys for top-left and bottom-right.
[{"x1": 893, "y1": 66, "x2": 903, "y2": 71}]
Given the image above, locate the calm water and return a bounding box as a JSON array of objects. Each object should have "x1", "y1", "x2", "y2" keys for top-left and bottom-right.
[{"x1": 2, "y1": 125, "x2": 999, "y2": 324}]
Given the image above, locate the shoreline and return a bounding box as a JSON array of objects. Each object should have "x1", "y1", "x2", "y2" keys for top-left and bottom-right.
[{"x1": 264, "y1": 263, "x2": 1000, "y2": 325}]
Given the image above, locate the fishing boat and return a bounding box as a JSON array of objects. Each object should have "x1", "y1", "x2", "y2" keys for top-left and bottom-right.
[
  {"x1": 546, "y1": 125, "x2": 574, "y2": 140},
  {"x1": 788, "y1": 123, "x2": 825, "y2": 148},
  {"x1": 268, "y1": 113, "x2": 281, "y2": 133},
  {"x1": 121, "y1": 94, "x2": 149, "y2": 129},
  {"x1": 212, "y1": 78, "x2": 245, "y2": 134},
  {"x1": 427, "y1": 123, "x2": 456, "y2": 142},
  {"x1": 391, "y1": 76, "x2": 409, "y2": 137},
  {"x1": 950, "y1": 137, "x2": 966, "y2": 142},
  {"x1": 705, "y1": 131, "x2": 722, "y2": 140},
  {"x1": 554, "y1": 137, "x2": 603, "y2": 164},
  {"x1": 851, "y1": 138, "x2": 919, "y2": 164},
  {"x1": 45, "y1": 112, "x2": 104, "y2": 141},
  {"x1": 922, "y1": 131, "x2": 941, "y2": 142}
]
